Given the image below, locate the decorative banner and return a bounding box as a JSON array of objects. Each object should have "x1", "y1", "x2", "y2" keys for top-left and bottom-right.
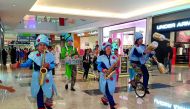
[{"x1": 59, "y1": 18, "x2": 65, "y2": 26}]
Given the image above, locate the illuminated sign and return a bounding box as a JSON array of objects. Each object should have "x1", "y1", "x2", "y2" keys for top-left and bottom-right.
[
  {"x1": 77, "y1": 30, "x2": 98, "y2": 36},
  {"x1": 77, "y1": 33, "x2": 85, "y2": 36},
  {"x1": 157, "y1": 23, "x2": 176, "y2": 30},
  {"x1": 155, "y1": 18, "x2": 190, "y2": 31},
  {"x1": 89, "y1": 30, "x2": 98, "y2": 35}
]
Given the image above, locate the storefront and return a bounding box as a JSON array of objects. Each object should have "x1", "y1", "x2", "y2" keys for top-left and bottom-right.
[
  {"x1": 103, "y1": 19, "x2": 147, "y2": 55},
  {"x1": 0, "y1": 21, "x2": 4, "y2": 67},
  {"x1": 103, "y1": 19, "x2": 147, "y2": 75},
  {"x1": 74, "y1": 30, "x2": 99, "y2": 55},
  {"x1": 152, "y1": 9, "x2": 190, "y2": 67}
]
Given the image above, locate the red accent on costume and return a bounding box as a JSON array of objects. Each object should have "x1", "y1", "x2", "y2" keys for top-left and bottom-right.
[
  {"x1": 108, "y1": 38, "x2": 112, "y2": 44},
  {"x1": 112, "y1": 56, "x2": 115, "y2": 59},
  {"x1": 36, "y1": 53, "x2": 41, "y2": 56},
  {"x1": 103, "y1": 43, "x2": 106, "y2": 46},
  {"x1": 45, "y1": 79, "x2": 49, "y2": 83},
  {"x1": 46, "y1": 64, "x2": 50, "y2": 69},
  {"x1": 102, "y1": 69, "x2": 106, "y2": 73},
  {"x1": 110, "y1": 77, "x2": 113, "y2": 80},
  {"x1": 101, "y1": 97, "x2": 108, "y2": 105},
  {"x1": 37, "y1": 39, "x2": 40, "y2": 42}
]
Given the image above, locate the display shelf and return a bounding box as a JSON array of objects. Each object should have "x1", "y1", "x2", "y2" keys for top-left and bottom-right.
[
  {"x1": 176, "y1": 54, "x2": 189, "y2": 64},
  {"x1": 120, "y1": 56, "x2": 128, "y2": 74}
]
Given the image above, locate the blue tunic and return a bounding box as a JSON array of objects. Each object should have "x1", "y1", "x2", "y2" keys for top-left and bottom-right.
[
  {"x1": 97, "y1": 54, "x2": 118, "y2": 95},
  {"x1": 20, "y1": 51, "x2": 57, "y2": 98},
  {"x1": 129, "y1": 45, "x2": 153, "y2": 65}
]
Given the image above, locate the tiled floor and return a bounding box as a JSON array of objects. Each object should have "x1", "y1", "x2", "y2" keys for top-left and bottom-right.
[{"x1": 0, "y1": 65, "x2": 190, "y2": 109}]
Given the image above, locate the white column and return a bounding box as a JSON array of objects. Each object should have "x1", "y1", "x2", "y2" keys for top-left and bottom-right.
[
  {"x1": 98, "y1": 27, "x2": 103, "y2": 46},
  {"x1": 146, "y1": 17, "x2": 153, "y2": 44},
  {"x1": 170, "y1": 32, "x2": 175, "y2": 47}
]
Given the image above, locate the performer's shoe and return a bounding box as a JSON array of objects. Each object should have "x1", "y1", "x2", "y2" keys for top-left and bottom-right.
[
  {"x1": 45, "y1": 101, "x2": 53, "y2": 109},
  {"x1": 110, "y1": 103, "x2": 118, "y2": 109},
  {"x1": 101, "y1": 97, "x2": 108, "y2": 105},
  {"x1": 145, "y1": 89, "x2": 150, "y2": 94},
  {"x1": 65, "y1": 84, "x2": 68, "y2": 90},
  {"x1": 44, "y1": 99, "x2": 53, "y2": 109},
  {"x1": 45, "y1": 106, "x2": 52, "y2": 109},
  {"x1": 38, "y1": 108, "x2": 45, "y2": 109},
  {"x1": 71, "y1": 88, "x2": 76, "y2": 91}
]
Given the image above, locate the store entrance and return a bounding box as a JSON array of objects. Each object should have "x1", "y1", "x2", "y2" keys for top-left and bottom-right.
[
  {"x1": 110, "y1": 28, "x2": 135, "y2": 75},
  {"x1": 110, "y1": 28, "x2": 135, "y2": 55},
  {"x1": 174, "y1": 30, "x2": 190, "y2": 65}
]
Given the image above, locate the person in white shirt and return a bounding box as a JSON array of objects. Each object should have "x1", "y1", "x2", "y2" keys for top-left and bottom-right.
[{"x1": 54, "y1": 46, "x2": 61, "y2": 66}]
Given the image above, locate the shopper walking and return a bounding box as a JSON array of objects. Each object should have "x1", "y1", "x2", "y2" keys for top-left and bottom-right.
[
  {"x1": 83, "y1": 49, "x2": 91, "y2": 80},
  {"x1": 164, "y1": 43, "x2": 173, "y2": 73},
  {"x1": 2, "y1": 49, "x2": 8, "y2": 66}
]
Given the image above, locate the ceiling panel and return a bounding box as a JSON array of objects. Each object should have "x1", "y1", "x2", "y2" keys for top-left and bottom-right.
[
  {"x1": 0, "y1": 0, "x2": 37, "y2": 29},
  {"x1": 34, "y1": 0, "x2": 168, "y2": 13},
  {"x1": 1, "y1": 0, "x2": 190, "y2": 31}
]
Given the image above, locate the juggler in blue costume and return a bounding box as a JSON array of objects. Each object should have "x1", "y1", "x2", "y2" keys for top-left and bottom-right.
[{"x1": 129, "y1": 32, "x2": 155, "y2": 94}]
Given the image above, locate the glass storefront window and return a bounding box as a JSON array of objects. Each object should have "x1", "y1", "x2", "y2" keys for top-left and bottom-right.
[{"x1": 176, "y1": 30, "x2": 190, "y2": 43}]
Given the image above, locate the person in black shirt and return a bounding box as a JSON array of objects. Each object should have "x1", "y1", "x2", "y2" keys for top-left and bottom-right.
[
  {"x1": 2, "y1": 49, "x2": 8, "y2": 66},
  {"x1": 164, "y1": 43, "x2": 173, "y2": 73},
  {"x1": 10, "y1": 46, "x2": 17, "y2": 64},
  {"x1": 83, "y1": 49, "x2": 92, "y2": 80}
]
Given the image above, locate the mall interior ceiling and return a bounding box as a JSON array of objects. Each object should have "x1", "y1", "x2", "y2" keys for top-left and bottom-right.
[{"x1": 0, "y1": 0, "x2": 190, "y2": 33}]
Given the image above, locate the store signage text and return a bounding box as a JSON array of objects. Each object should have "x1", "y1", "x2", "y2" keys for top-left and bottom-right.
[
  {"x1": 77, "y1": 30, "x2": 98, "y2": 37},
  {"x1": 77, "y1": 33, "x2": 85, "y2": 36},
  {"x1": 154, "y1": 98, "x2": 190, "y2": 109},
  {"x1": 156, "y1": 20, "x2": 190, "y2": 31}
]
